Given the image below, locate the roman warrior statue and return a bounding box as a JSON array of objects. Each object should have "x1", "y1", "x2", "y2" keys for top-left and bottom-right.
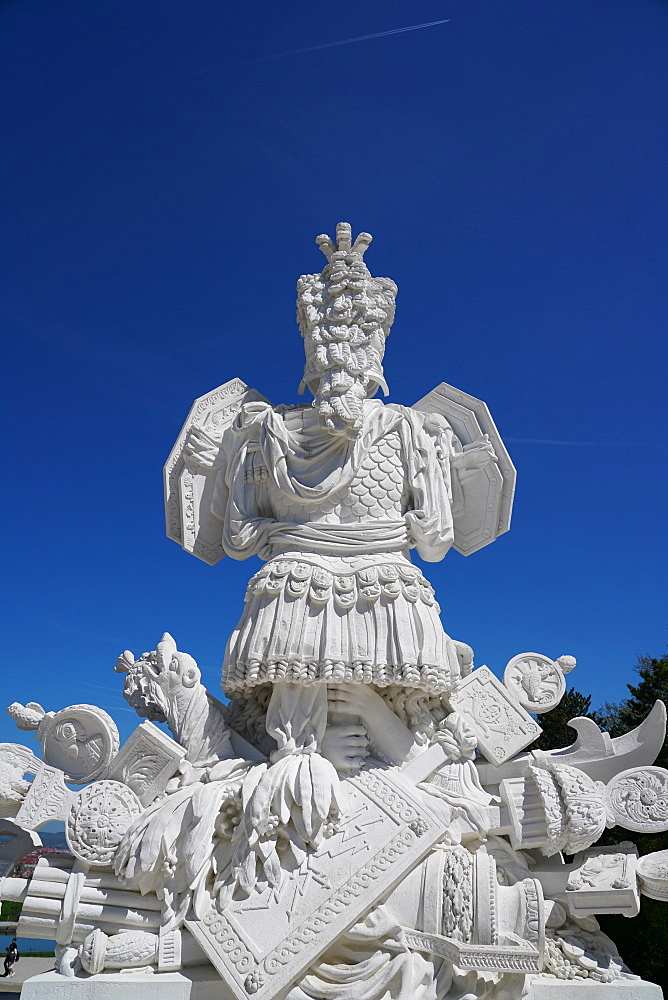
[
  {"x1": 4, "y1": 224, "x2": 666, "y2": 1000},
  {"x1": 177, "y1": 222, "x2": 501, "y2": 892}
]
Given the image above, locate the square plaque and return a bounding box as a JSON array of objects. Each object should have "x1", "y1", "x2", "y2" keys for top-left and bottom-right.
[
  {"x1": 447, "y1": 666, "x2": 541, "y2": 764},
  {"x1": 186, "y1": 765, "x2": 450, "y2": 1000}
]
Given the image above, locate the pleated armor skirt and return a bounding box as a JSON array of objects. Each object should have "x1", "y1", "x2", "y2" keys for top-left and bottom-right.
[{"x1": 222, "y1": 558, "x2": 461, "y2": 695}]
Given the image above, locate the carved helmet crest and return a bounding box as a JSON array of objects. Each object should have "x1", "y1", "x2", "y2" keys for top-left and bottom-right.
[{"x1": 297, "y1": 223, "x2": 397, "y2": 437}]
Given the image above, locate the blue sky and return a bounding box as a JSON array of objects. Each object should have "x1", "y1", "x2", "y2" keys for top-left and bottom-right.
[{"x1": 1, "y1": 0, "x2": 667, "y2": 750}]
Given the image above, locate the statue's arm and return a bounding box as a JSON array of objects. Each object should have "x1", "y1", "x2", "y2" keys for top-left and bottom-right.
[
  {"x1": 401, "y1": 411, "x2": 456, "y2": 562},
  {"x1": 410, "y1": 412, "x2": 498, "y2": 540},
  {"x1": 450, "y1": 432, "x2": 498, "y2": 480},
  {"x1": 326, "y1": 684, "x2": 416, "y2": 766},
  {"x1": 184, "y1": 424, "x2": 224, "y2": 469},
  {"x1": 201, "y1": 412, "x2": 278, "y2": 561}
]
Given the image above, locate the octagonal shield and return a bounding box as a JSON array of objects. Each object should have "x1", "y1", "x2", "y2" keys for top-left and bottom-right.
[
  {"x1": 412, "y1": 382, "x2": 516, "y2": 555},
  {"x1": 164, "y1": 378, "x2": 271, "y2": 565}
]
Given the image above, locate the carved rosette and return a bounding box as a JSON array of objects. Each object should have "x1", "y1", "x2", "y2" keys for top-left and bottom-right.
[
  {"x1": 66, "y1": 780, "x2": 142, "y2": 867},
  {"x1": 605, "y1": 766, "x2": 668, "y2": 833}
]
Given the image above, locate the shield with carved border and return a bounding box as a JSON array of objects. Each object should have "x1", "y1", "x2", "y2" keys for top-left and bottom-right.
[
  {"x1": 185, "y1": 765, "x2": 450, "y2": 1000},
  {"x1": 412, "y1": 382, "x2": 516, "y2": 555}
]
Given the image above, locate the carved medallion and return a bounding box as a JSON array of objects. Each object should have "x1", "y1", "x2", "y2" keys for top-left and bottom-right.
[
  {"x1": 41, "y1": 705, "x2": 120, "y2": 783},
  {"x1": 605, "y1": 766, "x2": 668, "y2": 833},
  {"x1": 503, "y1": 653, "x2": 566, "y2": 713},
  {"x1": 636, "y1": 850, "x2": 668, "y2": 901},
  {"x1": 66, "y1": 780, "x2": 142, "y2": 867}
]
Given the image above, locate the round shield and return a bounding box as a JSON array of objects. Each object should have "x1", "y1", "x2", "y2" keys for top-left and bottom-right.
[
  {"x1": 41, "y1": 705, "x2": 120, "y2": 783},
  {"x1": 503, "y1": 653, "x2": 565, "y2": 713}
]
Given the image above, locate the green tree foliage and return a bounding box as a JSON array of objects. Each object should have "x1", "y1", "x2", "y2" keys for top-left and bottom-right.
[
  {"x1": 586, "y1": 653, "x2": 667, "y2": 988},
  {"x1": 0, "y1": 899, "x2": 21, "y2": 922},
  {"x1": 529, "y1": 687, "x2": 593, "y2": 751},
  {"x1": 598, "y1": 896, "x2": 668, "y2": 991}
]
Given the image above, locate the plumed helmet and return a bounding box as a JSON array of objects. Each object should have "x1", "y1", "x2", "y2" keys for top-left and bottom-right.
[{"x1": 296, "y1": 223, "x2": 397, "y2": 436}]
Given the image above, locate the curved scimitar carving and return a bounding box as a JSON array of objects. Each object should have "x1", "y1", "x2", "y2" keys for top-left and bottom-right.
[{"x1": 478, "y1": 700, "x2": 666, "y2": 786}]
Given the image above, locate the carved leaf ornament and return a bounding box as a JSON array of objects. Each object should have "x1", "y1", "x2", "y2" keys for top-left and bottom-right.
[{"x1": 606, "y1": 766, "x2": 668, "y2": 833}]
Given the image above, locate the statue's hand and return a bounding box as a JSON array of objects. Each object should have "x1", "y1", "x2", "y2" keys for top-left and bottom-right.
[
  {"x1": 327, "y1": 684, "x2": 415, "y2": 767},
  {"x1": 452, "y1": 434, "x2": 498, "y2": 476},
  {"x1": 327, "y1": 683, "x2": 390, "y2": 724},
  {"x1": 321, "y1": 723, "x2": 370, "y2": 774},
  {"x1": 184, "y1": 425, "x2": 223, "y2": 469}
]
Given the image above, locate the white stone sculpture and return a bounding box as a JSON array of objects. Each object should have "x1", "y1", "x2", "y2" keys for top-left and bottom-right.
[
  {"x1": 2, "y1": 223, "x2": 667, "y2": 1000},
  {"x1": 503, "y1": 653, "x2": 575, "y2": 713},
  {"x1": 8, "y1": 701, "x2": 120, "y2": 783},
  {"x1": 636, "y1": 850, "x2": 668, "y2": 901}
]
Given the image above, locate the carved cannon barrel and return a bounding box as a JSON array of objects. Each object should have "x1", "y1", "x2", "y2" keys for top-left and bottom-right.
[
  {"x1": 0, "y1": 875, "x2": 29, "y2": 904},
  {"x1": 8, "y1": 860, "x2": 163, "y2": 945},
  {"x1": 35, "y1": 865, "x2": 141, "y2": 893},
  {"x1": 20, "y1": 892, "x2": 161, "y2": 930},
  {"x1": 28, "y1": 877, "x2": 163, "y2": 912},
  {"x1": 17, "y1": 914, "x2": 93, "y2": 944}
]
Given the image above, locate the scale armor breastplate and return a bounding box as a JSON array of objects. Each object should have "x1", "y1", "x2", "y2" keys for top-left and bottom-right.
[{"x1": 268, "y1": 430, "x2": 411, "y2": 524}]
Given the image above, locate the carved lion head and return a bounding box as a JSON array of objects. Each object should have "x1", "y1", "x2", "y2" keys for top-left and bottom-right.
[{"x1": 115, "y1": 633, "x2": 201, "y2": 722}]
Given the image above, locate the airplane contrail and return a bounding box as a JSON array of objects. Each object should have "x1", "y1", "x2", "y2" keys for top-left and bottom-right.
[
  {"x1": 27, "y1": 18, "x2": 452, "y2": 88},
  {"x1": 505, "y1": 438, "x2": 636, "y2": 447},
  {"x1": 229, "y1": 18, "x2": 451, "y2": 67}
]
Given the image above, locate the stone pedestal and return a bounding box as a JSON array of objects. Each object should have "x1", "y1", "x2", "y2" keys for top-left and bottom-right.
[
  {"x1": 525, "y1": 977, "x2": 663, "y2": 999},
  {"x1": 23, "y1": 970, "x2": 665, "y2": 1000},
  {"x1": 21, "y1": 967, "x2": 229, "y2": 1000}
]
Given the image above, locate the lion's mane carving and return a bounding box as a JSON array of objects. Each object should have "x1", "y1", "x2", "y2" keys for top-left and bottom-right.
[{"x1": 115, "y1": 633, "x2": 233, "y2": 764}]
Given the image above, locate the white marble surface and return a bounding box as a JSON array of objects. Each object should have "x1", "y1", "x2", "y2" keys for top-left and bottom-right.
[
  {"x1": 524, "y1": 980, "x2": 662, "y2": 999},
  {"x1": 2, "y1": 224, "x2": 667, "y2": 1000}
]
